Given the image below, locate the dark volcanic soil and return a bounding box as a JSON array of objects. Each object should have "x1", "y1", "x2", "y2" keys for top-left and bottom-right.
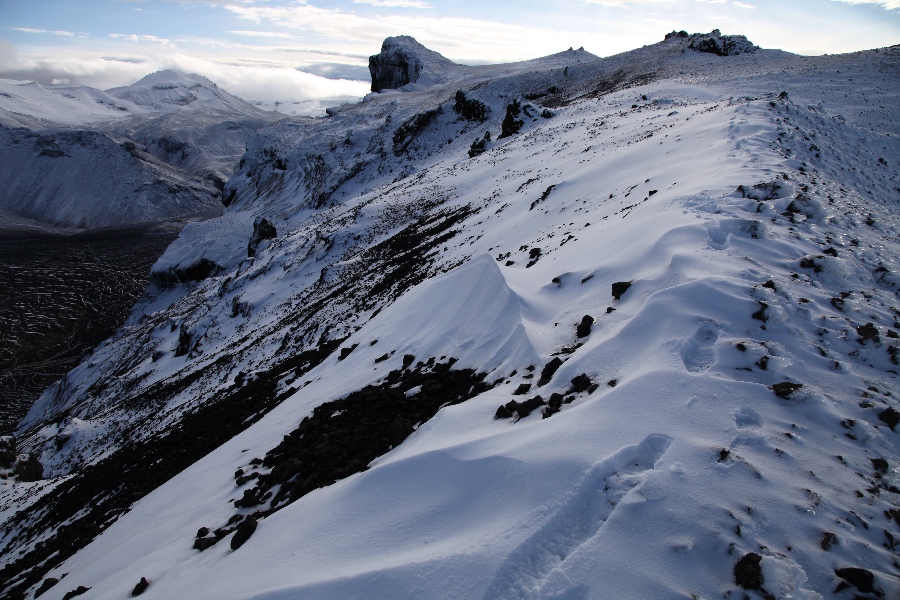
[{"x1": 0, "y1": 223, "x2": 183, "y2": 434}]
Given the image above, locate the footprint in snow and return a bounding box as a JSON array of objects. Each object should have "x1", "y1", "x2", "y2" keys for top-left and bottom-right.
[
  {"x1": 681, "y1": 321, "x2": 720, "y2": 372},
  {"x1": 481, "y1": 434, "x2": 672, "y2": 600}
]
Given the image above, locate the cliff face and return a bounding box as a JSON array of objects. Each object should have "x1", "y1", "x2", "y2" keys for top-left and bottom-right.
[{"x1": 368, "y1": 35, "x2": 457, "y2": 92}]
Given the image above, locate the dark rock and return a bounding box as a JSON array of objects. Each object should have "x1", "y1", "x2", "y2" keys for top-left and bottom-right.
[
  {"x1": 537, "y1": 357, "x2": 563, "y2": 386},
  {"x1": 248, "y1": 217, "x2": 277, "y2": 258},
  {"x1": 468, "y1": 131, "x2": 491, "y2": 158},
  {"x1": 174, "y1": 324, "x2": 193, "y2": 357},
  {"x1": 196, "y1": 527, "x2": 209, "y2": 538},
  {"x1": 611, "y1": 281, "x2": 632, "y2": 300},
  {"x1": 62, "y1": 586, "x2": 91, "y2": 600},
  {"x1": 834, "y1": 567, "x2": 876, "y2": 594},
  {"x1": 495, "y1": 402, "x2": 515, "y2": 419},
  {"x1": 685, "y1": 29, "x2": 757, "y2": 56},
  {"x1": 338, "y1": 344, "x2": 358, "y2": 361},
  {"x1": 230, "y1": 516, "x2": 258, "y2": 550},
  {"x1": 799, "y1": 256, "x2": 823, "y2": 273},
  {"x1": 734, "y1": 552, "x2": 763, "y2": 590},
  {"x1": 403, "y1": 354, "x2": 415, "y2": 368},
  {"x1": 513, "y1": 383, "x2": 532, "y2": 395},
  {"x1": 375, "y1": 353, "x2": 389, "y2": 363},
  {"x1": 131, "y1": 577, "x2": 151, "y2": 597},
  {"x1": 820, "y1": 531, "x2": 838, "y2": 551},
  {"x1": 541, "y1": 109, "x2": 553, "y2": 119},
  {"x1": 576, "y1": 315, "x2": 594, "y2": 338},
  {"x1": 570, "y1": 374, "x2": 592, "y2": 393},
  {"x1": 772, "y1": 382, "x2": 803, "y2": 399},
  {"x1": 878, "y1": 407, "x2": 900, "y2": 431},
  {"x1": 664, "y1": 30, "x2": 690, "y2": 40},
  {"x1": 392, "y1": 107, "x2": 442, "y2": 155},
  {"x1": 499, "y1": 100, "x2": 524, "y2": 139},
  {"x1": 871, "y1": 458, "x2": 888, "y2": 474},
  {"x1": 193, "y1": 537, "x2": 217, "y2": 551},
  {"x1": 0, "y1": 435, "x2": 15, "y2": 468},
  {"x1": 856, "y1": 322, "x2": 879, "y2": 342},
  {"x1": 543, "y1": 393, "x2": 565, "y2": 418},
  {"x1": 34, "y1": 578, "x2": 59, "y2": 598},
  {"x1": 762, "y1": 279, "x2": 776, "y2": 290},
  {"x1": 752, "y1": 302, "x2": 768, "y2": 322},
  {"x1": 454, "y1": 90, "x2": 488, "y2": 122},
  {"x1": 516, "y1": 395, "x2": 545, "y2": 418},
  {"x1": 15, "y1": 452, "x2": 43, "y2": 482},
  {"x1": 368, "y1": 36, "x2": 454, "y2": 92}
]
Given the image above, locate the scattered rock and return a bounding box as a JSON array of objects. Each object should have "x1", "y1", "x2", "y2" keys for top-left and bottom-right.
[
  {"x1": 734, "y1": 552, "x2": 763, "y2": 590},
  {"x1": 453, "y1": 90, "x2": 488, "y2": 122},
  {"x1": 752, "y1": 302, "x2": 768, "y2": 322},
  {"x1": 871, "y1": 458, "x2": 888, "y2": 474},
  {"x1": 537, "y1": 357, "x2": 563, "y2": 386},
  {"x1": 248, "y1": 216, "x2": 277, "y2": 258},
  {"x1": 611, "y1": 281, "x2": 632, "y2": 300},
  {"x1": 230, "y1": 516, "x2": 258, "y2": 550},
  {"x1": 772, "y1": 382, "x2": 803, "y2": 399},
  {"x1": 196, "y1": 527, "x2": 209, "y2": 538},
  {"x1": 393, "y1": 108, "x2": 442, "y2": 155},
  {"x1": 468, "y1": 131, "x2": 491, "y2": 158},
  {"x1": 34, "y1": 578, "x2": 59, "y2": 598},
  {"x1": 62, "y1": 586, "x2": 91, "y2": 600},
  {"x1": 402, "y1": 354, "x2": 415, "y2": 369},
  {"x1": 820, "y1": 531, "x2": 838, "y2": 551},
  {"x1": 878, "y1": 407, "x2": 900, "y2": 431},
  {"x1": 569, "y1": 374, "x2": 593, "y2": 393},
  {"x1": 0, "y1": 435, "x2": 15, "y2": 468},
  {"x1": 131, "y1": 577, "x2": 151, "y2": 597},
  {"x1": 14, "y1": 453, "x2": 43, "y2": 482},
  {"x1": 834, "y1": 567, "x2": 877, "y2": 595},
  {"x1": 375, "y1": 353, "x2": 389, "y2": 363},
  {"x1": 576, "y1": 315, "x2": 594, "y2": 338},
  {"x1": 513, "y1": 383, "x2": 532, "y2": 395},
  {"x1": 499, "y1": 100, "x2": 524, "y2": 139},
  {"x1": 686, "y1": 29, "x2": 758, "y2": 56},
  {"x1": 338, "y1": 344, "x2": 358, "y2": 361},
  {"x1": 856, "y1": 322, "x2": 880, "y2": 343},
  {"x1": 543, "y1": 393, "x2": 564, "y2": 418}
]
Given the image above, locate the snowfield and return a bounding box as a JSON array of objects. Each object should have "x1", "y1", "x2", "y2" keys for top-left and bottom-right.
[{"x1": 1, "y1": 33, "x2": 899, "y2": 600}]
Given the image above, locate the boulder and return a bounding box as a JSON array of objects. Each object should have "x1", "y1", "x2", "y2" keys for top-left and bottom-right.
[
  {"x1": 230, "y1": 516, "x2": 258, "y2": 550},
  {"x1": 15, "y1": 453, "x2": 43, "y2": 482},
  {"x1": 248, "y1": 216, "x2": 277, "y2": 258},
  {"x1": 0, "y1": 435, "x2": 15, "y2": 469}
]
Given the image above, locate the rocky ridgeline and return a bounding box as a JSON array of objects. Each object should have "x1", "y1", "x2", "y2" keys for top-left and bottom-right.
[
  {"x1": 368, "y1": 35, "x2": 457, "y2": 92},
  {"x1": 665, "y1": 29, "x2": 759, "y2": 56}
]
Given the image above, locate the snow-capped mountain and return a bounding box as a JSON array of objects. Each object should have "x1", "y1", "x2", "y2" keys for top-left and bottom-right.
[
  {"x1": 0, "y1": 71, "x2": 282, "y2": 230},
  {"x1": 2, "y1": 31, "x2": 899, "y2": 600}
]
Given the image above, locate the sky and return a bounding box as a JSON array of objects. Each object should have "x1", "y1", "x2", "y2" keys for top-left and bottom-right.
[{"x1": 0, "y1": 0, "x2": 898, "y2": 108}]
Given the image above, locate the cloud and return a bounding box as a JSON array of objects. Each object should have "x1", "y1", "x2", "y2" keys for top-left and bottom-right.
[
  {"x1": 228, "y1": 30, "x2": 297, "y2": 39},
  {"x1": 733, "y1": 2, "x2": 756, "y2": 8},
  {"x1": 11, "y1": 27, "x2": 86, "y2": 37},
  {"x1": 224, "y1": 4, "x2": 592, "y2": 64},
  {"x1": 0, "y1": 38, "x2": 370, "y2": 111},
  {"x1": 830, "y1": 0, "x2": 900, "y2": 9},
  {"x1": 109, "y1": 34, "x2": 172, "y2": 44},
  {"x1": 352, "y1": 0, "x2": 433, "y2": 7}
]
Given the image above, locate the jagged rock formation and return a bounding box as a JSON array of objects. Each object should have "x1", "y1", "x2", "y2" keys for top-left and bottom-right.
[
  {"x1": 368, "y1": 35, "x2": 457, "y2": 92},
  {"x1": 666, "y1": 29, "x2": 759, "y2": 56}
]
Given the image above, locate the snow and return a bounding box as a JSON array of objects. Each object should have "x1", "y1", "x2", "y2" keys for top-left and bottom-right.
[{"x1": 3, "y1": 36, "x2": 899, "y2": 600}]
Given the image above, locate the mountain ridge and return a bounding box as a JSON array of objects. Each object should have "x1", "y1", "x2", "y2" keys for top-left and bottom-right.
[{"x1": 1, "y1": 33, "x2": 898, "y2": 600}]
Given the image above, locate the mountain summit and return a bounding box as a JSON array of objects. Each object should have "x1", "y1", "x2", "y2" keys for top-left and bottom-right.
[{"x1": 368, "y1": 35, "x2": 458, "y2": 92}]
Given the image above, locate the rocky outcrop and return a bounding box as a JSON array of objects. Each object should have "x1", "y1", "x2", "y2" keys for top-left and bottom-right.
[
  {"x1": 248, "y1": 216, "x2": 277, "y2": 258},
  {"x1": 667, "y1": 29, "x2": 758, "y2": 56},
  {"x1": 368, "y1": 36, "x2": 456, "y2": 92}
]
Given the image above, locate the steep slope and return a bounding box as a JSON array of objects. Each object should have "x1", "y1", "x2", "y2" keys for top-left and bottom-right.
[{"x1": 1, "y1": 34, "x2": 898, "y2": 600}]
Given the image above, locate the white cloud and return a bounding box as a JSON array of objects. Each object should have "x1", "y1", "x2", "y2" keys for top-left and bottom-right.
[
  {"x1": 228, "y1": 30, "x2": 297, "y2": 39},
  {"x1": 733, "y1": 2, "x2": 756, "y2": 8},
  {"x1": 224, "y1": 4, "x2": 593, "y2": 64},
  {"x1": 11, "y1": 27, "x2": 86, "y2": 37},
  {"x1": 109, "y1": 34, "x2": 172, "y2": 45},
  {"x1": 830, "y1": 0, "x2": 900, "y2": 9},
  {"x1": 352, "y1": 0, "x2": 433, "y2": 7}
]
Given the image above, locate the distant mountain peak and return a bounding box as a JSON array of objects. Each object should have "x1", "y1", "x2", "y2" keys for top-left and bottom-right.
[
  {"x1": 368, "y1": 35, "x2": 457, "y2": 93},
  {"x1": 130, "y1": 70, "x2": 216, "y2": 88}
]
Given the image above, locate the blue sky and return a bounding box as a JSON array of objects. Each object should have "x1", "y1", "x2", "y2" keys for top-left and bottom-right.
[{"x1": 0, "y1": 0, "x2": 897, "y2": 103}]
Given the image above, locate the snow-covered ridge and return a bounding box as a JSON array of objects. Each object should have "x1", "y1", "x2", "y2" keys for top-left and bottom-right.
[{"x1": 2, "y1": 33, "x2": 899, "y2": 600}]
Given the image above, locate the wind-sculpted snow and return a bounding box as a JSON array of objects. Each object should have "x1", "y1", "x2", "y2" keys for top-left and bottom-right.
[{"x1": 2, "y1": 34, "x2": 899, "y2": 600}]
